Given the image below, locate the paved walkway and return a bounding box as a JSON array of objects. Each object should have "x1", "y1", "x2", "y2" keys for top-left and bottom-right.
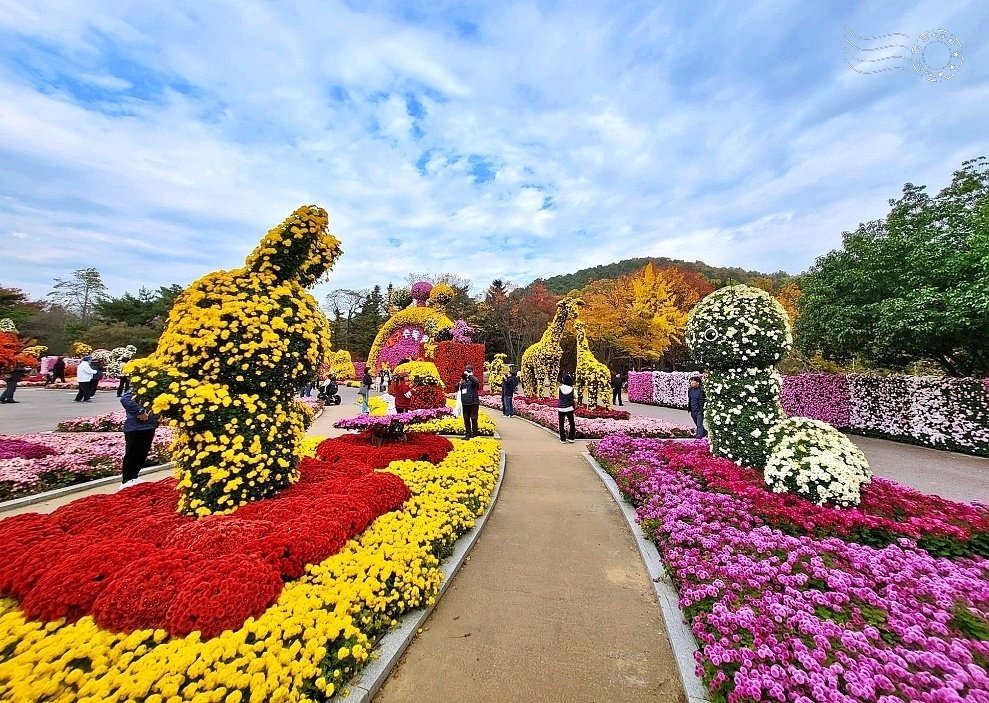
[
  {"x1": 373, "y1": 413, "x2": 683, "y2": 703},
  {"x1": 624, "y1": 399, "x2": 989, "y2": 504}
]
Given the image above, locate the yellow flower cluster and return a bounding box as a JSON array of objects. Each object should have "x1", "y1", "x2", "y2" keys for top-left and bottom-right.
[
  {"x1": 71, "y1": 341, "x2": 93, "y2": 357},
  {"x1": 126, "y1": 206, "x2": 342, "y2": 515},
  {"x1": 520, "y1": 297, "x2": 582, "y2": 398},
  {"x1": 427, "y1": 283, "x2": 455, "y2": 307},
  {"x1": 393, "y1": 360, "x2": 444, "y2": 387},
  {"x1": 328, "y1": 350, "x2": 356, "y2": 380},
  {"x1": 366, "y1": 307, "x2": 453, "y2": 372},
  {"x1": 573, "y1": 320, "x2": 612, "y2": 409},
  {"x1": 412, "y1": 399, "x2": 497, "y2": 436},
  {"x1": 0, "y1": 438, "x2": 501, "y2": 703},
  {"x1": 484, "y1": 353, "x2": 510, "y2": 394},
  {"x1": 21, "y1": 345, "x2": 47, "y2": 359}
]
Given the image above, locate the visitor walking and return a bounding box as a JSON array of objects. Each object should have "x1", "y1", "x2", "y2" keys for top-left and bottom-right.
[
  {"x1": 119, "y1": 389, "x2": 158, "y2": 486},
  {"x1": 358, "y1": 368, "x2": 373, "y2": 414},
  {"x1": 51, "y1": 357, "x2": 66, "y2": 383},
  {"x1": 611, "y1": 371, "x2": 624, "y2": 406},
  {"x1": 86, "y1": 359, "x2": 104, "y2": 400},
  {"x1": 501, "y1": 368, "x2": 519, "y2": 417},
  {"x1": 0, "y1": 366, "x2": 29, "y2": 404},
  {"x1": 377, "y1": 369, "x2": 385, "y2": 392},
  {"x1": 558, "y1": 372, "x2": 577, "y2": 443},
  {"x1": 74, "y1": 356, "x2": 97, "y2": 402},
  {"x1": 688, "y1": 375, "x2": 707, "y2": 439},
  {"x1": 458, "y1": 365, "x2": 481, "y2": 438},
  {"x1": 394, "y1": 371, "x2": 412, "y2": 413}
]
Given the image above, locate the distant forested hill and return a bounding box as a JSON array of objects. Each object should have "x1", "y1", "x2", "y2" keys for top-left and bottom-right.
[{"x1": 536, "y1": 256, "x2": 794, "y2": 293}]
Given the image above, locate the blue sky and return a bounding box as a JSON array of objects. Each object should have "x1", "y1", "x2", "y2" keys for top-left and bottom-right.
[{"x1": 1, "y1": 1, "x2": 987, "y2": 303}]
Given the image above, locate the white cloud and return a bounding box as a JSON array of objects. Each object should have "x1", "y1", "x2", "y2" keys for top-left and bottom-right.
[{"x1": 0, "y1": 0, "x2": 986, "y2": 302}]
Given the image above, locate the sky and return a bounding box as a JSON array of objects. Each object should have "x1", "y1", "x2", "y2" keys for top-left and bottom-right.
[{"x1": 1, "y1": 0, "x2": 987, "y2": 304}]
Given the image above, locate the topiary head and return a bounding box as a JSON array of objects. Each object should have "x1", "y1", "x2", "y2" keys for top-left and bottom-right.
[
  {"x1": 244, "y1": 205, "x2": 342, "y2": 287},
  {"x1": 428, "y1": 283, "x2": 456, "y2": 307},
  {"x1": 685, "y1": 284, "x2": 792, "y2": 369},
  {"x1": 411, "y1": 281, "x2": 433, "y2": 305}
]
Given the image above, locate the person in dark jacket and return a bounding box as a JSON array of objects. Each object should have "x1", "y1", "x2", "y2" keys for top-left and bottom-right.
[
  {"x1": 1, "y1": 366, "x2": 30, "y2": 403},
  {"x1": 688, "y1": 375, "x2": 707, "y2": 438},
  {"x1": 558, "y1": 372, "x2": 577, "y2": 443},
  {"x1": 51, "y1": 357, "x2": 66, "y2": 383},
  {"x1": 458, "y1": 365, "x2": 481, "y2": 438},
  {"x1": 120, "y1": 390, "x2": 159, "y2": 485},
  {"x1": 611, "y1": 371, "x2": 624, "y2": 406},
  {"x1": 358, "y1": 368, "x2": 373, "y2": 414},
  {"x1": 86, "y1": 359, "x2": 104, "y2": 400},
  {"x1": 501, "y1": 368, "x2": 519, "y2": 417}
]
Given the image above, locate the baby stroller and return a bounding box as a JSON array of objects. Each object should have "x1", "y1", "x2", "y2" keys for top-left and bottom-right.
[{"x1": 318, "y1": 379, "x2": 342, "y2": 405}]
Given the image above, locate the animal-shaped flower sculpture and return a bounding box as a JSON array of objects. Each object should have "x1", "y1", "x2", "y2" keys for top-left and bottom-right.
[
  {"x1": 126, "y1": 205, "x2": 342, "y2": 516},
  {"x1": 520, "y1": 297, "x2": 582, "y2": 398},
  {"x1": 686, "y1": 285, "x2": 871, "y2": 506},
  {"x1": 573, "y1": 319, "x2": 612, "y2": 409}
]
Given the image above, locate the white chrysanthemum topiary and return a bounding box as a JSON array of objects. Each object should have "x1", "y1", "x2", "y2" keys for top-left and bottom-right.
[
  {"x1": 764, "y1": 417, "x2": 871, "y2": 507},
  {"x1": 686, "y1": 284, "x2": 872, "y2": 505},
  {"x1": 685, "y1": 285, "x2": 792, "y2": 371},
  {"x1": 686, "y1": 286, "x2": 792, "y2": 467}
]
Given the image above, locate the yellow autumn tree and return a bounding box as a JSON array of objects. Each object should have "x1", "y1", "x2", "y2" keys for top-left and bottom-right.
[{"x1": 582, "y1": 263, "x2": 689, "y2": 364}]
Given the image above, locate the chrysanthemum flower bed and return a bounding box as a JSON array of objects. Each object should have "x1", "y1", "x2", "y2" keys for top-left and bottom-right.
[
  {"x1": 479, "y1": 395, "x2": 691, "y2": 438},
  {"x1": 590, "y1": 434, "x2": 989, "y2": 703},
  {"x1": 0, "y1": 431, "x2": 173, "y2": 501},
  {"x1": 0, "y1": 433, "x2": 501, "y2": 702},
  {"x1": 505, "y1": 395, "x2": 631, "y2": 420}
]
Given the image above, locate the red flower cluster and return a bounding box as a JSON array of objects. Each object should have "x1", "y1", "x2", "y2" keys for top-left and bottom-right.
[
  {"x1": 410, "y1": 384, "x2": 447, "y2": 410},
  {"x1": 0, "y1": 451, "x2": 412, "y2": 638},
  {"x1": 431, "y1": 341, "x2": 485, "y2": 390},
  {"x1": 520, "y1": 396, "x2": 631, "y2": 420},
  {"x1": 316, "y1": 431, "x2": 453, "y2": 468},
  {"x1": 636, "y1": 439, "x2": 989, "y2": 557}
]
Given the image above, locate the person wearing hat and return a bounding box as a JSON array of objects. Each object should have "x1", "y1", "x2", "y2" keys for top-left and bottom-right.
[
  {"x1": 394, "y1": 370, "x2": 413, "y2": 413},
  {"x1": 74, "y1": 355, "x2": 98, "y2": 402},
  {"x1": 688, "y1": 374, "x2": 707, "y2": 438},
  {"x1": 458, "y1": 364, "x2": 481, "y2": 438}
]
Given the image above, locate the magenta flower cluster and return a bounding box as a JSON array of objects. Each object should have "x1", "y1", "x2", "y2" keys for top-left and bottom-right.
[
  {"x1": 333, "y1": 407, "x2": 452, "y2": 431},
  {"x1": 377, "y1": 329, "x2": 425, "y2": 370},
  {"x1": 1, "y1": 431, "x2": 173, "y2": 500},
  {"x1": 590, "y1": 435, "x2": 989, "y2": 702},
  {"x1": 477, "y1": 395, "x2": 692, "y2": 438},
  {"x1": 410, "y1": 281, "x2": 433, "y2": 303},
  {"x1": 630, "y1": 371, "x2": 989, "y2": 456},
  {"x1": 451, "y1": 319, "x2": 474, "y2": 344}
]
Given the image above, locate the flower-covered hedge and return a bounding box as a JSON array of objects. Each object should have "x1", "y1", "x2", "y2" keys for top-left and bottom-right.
[
  {"x1": 0, "y1": 431, "x2": 173, "y2": 501},
  {"x1": 432, "y1": 341, "x2": 485, "y2": 390},
  {"x1": 632, "y1": 371, "x2": 989, "y2": 457},
  {"x1": 510, "y1": 396, "x2": 631, "y2": 420},
  {"x1": 478, "y1": 395, "x2": 691, "y2": 439},
  {"x1": 0, "y1": 435, "x2": 501, "y2": 702},
  {"x1": 590, "y1": 436, "x2": 989, "y2": 702}
]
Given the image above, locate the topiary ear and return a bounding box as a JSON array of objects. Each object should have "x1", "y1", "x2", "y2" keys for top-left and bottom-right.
[{"x1": 244, "y1": 206, "x2": 343, "y2": 287}]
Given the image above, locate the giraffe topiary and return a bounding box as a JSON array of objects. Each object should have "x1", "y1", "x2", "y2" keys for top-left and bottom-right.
[
  {"x1": 686, "y1": 284, "x2": 871, "y2": 506},
  {"x1": 573, "y1": 319, "x2": 612, "y2": 409},
  {"x1": 520, "y1": 297, "x2": 582, "y2": 398}
]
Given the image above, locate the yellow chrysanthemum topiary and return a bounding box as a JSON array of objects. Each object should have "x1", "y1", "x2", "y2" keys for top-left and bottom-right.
[
  {"x1": 126, "y1": 205, "x2": 342, "y2": 516},
  {"x1": 329, "y1": 349, "x2": 357, "y2": 379},
  {"x1": 21, "y1": 345, "x2": 47, "y2": 360},
  {"x1": 484, "y1": 353, "x2": 510, "y2": 394},
  {"x1": 393, "y1": 360, "x2": 444, "y2": 387}
]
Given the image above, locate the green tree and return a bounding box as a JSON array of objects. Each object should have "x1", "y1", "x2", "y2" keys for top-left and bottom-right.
[
  {"x1": 350, "y1": 285, "x2": 386, "y2": 358},
  {"x1": 797, "y1": 157, "x2": 989, "y2": 376},
  {"x1": 0, "y1": 287, "x2": 44, "y2": 327},
  {"x1": 47, "y1": 267, "x2": 108, "y2": 323}
]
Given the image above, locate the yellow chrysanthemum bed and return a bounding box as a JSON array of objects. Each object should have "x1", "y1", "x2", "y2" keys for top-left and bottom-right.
[{"x1": 0, "y1": 437, "x2": 501, "y2": 703}]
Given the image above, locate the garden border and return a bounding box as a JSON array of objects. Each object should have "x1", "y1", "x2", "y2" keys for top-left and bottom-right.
[
  {"x1": 0, "y1": 462, "x2": 176, "y2": 514},
  {"x1": 581, "y1": 451, "x2": 711, "y2": 703},
  {"x1": 339, "y1": 448, "x2": 507, "y2": 703}
]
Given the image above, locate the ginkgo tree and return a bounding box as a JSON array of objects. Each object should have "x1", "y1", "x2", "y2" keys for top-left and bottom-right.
[{"x1": 582, "y1": 263, "x2": 694, "y2": 366}]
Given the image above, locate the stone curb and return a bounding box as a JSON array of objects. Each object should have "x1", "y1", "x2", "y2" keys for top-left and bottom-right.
[
  {"x1": 0, "y1": 462, "x2": 176, "y2": 514},
  {"x1": 581, "y1": 451, "x2": 711, "y2": 703},
  {"x1": 340, "y1": 447, "x2": 507, "y2": 703}
]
